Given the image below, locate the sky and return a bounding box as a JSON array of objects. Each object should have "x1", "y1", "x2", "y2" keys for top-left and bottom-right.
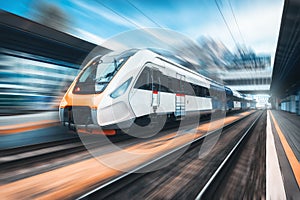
[{"x1": 0, "y1": 0, "x2": 284, "y2": 64}]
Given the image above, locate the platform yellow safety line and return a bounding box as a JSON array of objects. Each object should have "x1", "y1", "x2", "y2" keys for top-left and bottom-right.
[{"x1": 269, "y1": 110, "x2": 300, "y2": 188}]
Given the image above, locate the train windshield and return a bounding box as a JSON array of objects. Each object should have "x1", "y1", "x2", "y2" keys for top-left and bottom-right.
[{"x1": 73, "y1": 54, "x2": 130, "y2": 94}]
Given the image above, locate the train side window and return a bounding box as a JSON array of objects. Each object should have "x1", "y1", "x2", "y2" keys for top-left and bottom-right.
[
  {"x1": 152, "y1": 83, "x2": 159, "y2": 91},
  {"x1": 182, "y1": 81, "x2": 187, "y2": 94},
  {"x1": 152, "y1": 69, "x2": 162, "y2": 92},
  {"x1": 192, "y1": 83, "x2": 197, "y2": 96},
  {"x1": 160, "y1": 85, "x2": 171, "y2": 93},
  {"x1": 203, "y1": 87, "x2": 210, "y2": 97},
  {"x1": 173, "y1": 78, "x2": 178, "y2": 93},
  {"x1": 184, "y1": 81, "x2": 193, "y2": 96},
  {"x1": 193, "y1": 84, "x2": 202, "y2": 97},
  {"x1": 160, "y1": 74, "x2": 169, "y2": 92},
  {"x1": 167, "y1": 77, "x2": 176, "y2": 93},
  {"x1": 160, "y1": 75, "x2": 172, "y2": 93},
  {"x1": 134, "y1": 67, "x2": 151, "y2": 90},
  {"x1": 198, "y1": 87, "x2": 202, "y2": 97},
  {"x1": 192, "y1": 85, "x2": 209, "y2": 97}
]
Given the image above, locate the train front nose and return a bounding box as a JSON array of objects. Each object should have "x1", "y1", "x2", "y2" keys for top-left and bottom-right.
[
  {"x1": 59, "y1": 91, "x2": 102, "y2": 127},
  {"x1": 60, "y1": 106, "x2": 98, "y2": 126}
]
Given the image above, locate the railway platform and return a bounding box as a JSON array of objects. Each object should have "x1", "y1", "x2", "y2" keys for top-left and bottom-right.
[
  {"x1": 0, "y1": 112, "x2": 76, "y2": 149},
  {"x1": 267, "y1": 110, "x2": 300, "y2": 199}
]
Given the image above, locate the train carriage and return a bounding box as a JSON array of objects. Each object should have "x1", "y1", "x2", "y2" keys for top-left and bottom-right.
[{"x1": 59, "y1": 49, "x2": 245, "y2": 134}]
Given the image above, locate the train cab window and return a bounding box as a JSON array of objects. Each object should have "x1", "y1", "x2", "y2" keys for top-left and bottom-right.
[{"x1": 78, "y1": 63, "x2": 97, "y2": 83}]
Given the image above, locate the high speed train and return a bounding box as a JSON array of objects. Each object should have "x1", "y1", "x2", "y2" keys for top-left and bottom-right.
[{"x1": 59, "y1": 49, "x2": 254, "y2": 134}]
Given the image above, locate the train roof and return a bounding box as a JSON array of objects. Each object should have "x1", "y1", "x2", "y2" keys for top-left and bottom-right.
[
  {"x1": 225, "y1": 86, "x2": 233, "y2": 95},
  {"x1": 105, "y1": 48, "x2": 227, "y2": 90},
  {"x1": 142, "y1": 48, "x2": 226, "y2": 88},
  {"x1": 104, "y1": 48, "x2": 139, "y2": 58},
  {"x1": 147, "y1": 48, "x2": 197, "y2": 71},
  {"x1": 102, "y1": 49, "x2": 255, "y2": 100},
  {"x1": 231, "y1": 89, "x2": 243, "y2": 98},
  {"x1": 104, "y1": 49, "x2": 253, "y2": 99}
]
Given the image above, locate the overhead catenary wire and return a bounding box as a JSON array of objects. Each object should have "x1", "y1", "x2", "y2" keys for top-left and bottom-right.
[
  {"x1": 124, "y1": 0, "x2": 187, "y2": 54},
  {"x1": 95, "y1": 1, "x2": 186, "y2": 56},
  {"x1": 228, "y1": 0, "x2": 246, "y2": 45},
  {"x1": 126, "y1": 0, "x2": 163, "y2": 28},
  {"x1": 95, "y1": 0, "x2": 142, "y2": 28},
  {"x1": 93, "y1": 1, "x2": 202, "y2": 70},
  {"x1": 228, "y1": 0, "x2": 257, "y2": 70},
  {"x1": 215, "y1": 0, "x2": 242, "y2": 70},
  {"x1": 214, "y1": 0, "x2": 240, "y2": 50}
]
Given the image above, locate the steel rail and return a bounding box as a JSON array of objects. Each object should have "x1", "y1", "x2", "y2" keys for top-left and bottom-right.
[
  {"x1": 76, "y1": 111, "x2": 258, "y2": 199},
  {"x1": 195, "y1": 110, "x2": 263, "y2": 199}
]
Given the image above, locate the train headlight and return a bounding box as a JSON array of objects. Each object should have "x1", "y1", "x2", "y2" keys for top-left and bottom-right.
[{"x1": 110, "y1": 77, "x2": 132, "y2": 99}]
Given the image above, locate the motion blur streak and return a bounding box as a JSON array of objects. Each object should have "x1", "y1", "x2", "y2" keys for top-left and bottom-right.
[
  {"x1": 0, "y1": 120, "x2": 58, "y2": 135},
  {"x1": 0, "y1": 50, "x2": 78, "y2": 115},
  {"x1": 0, "y1": 111, "x2": 254, "y2": 199}
]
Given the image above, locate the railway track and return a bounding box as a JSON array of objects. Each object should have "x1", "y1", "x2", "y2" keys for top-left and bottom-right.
[
  {"x1": 0, "y1": 110, "x2": 257, "y2": 197},
  {"x1": 0, "y1": 116, "x2": 204, "y2": 184},
  {"x1": 196, "y1": 110, "x2": 265, "y2": 199},
  {"x1": 0, "y1": 138, "x2": 85, "y2": 169},
  {"x1": 0, "y1": 109, "x2": 239, "y2": 157},
  {"x1": 76, "y1": 110, "x2": 262, "y2": 199},
  {"x1": 0, "y1": 110, "x2": 218, "y2": 172},
  {"x1": 0, "y1": 137, "x2": 80, "y2": 157}
]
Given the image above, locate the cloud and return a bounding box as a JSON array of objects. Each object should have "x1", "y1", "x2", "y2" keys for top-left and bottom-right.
[
  {"x1": 72, "y1": 28, "x2": 128, "y2": 50},
  {"x1": 68, "y1": 0, "x2": 283, "y2": 68},
  {"x1": 193, "y1": 0, "x2": 284, "y2": 57},
  {"x1": 72, "y1": 1, "x2": 164, "y2": 29},
  {"x1": 74, "y1": 28, "x2": 105, "y2": 44},
  {"x1": 70, "y1": 0, "x2": 135, "y2": 28}
]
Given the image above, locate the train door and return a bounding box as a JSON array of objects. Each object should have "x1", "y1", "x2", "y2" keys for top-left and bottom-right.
[
  {"x1": 151, "y1": 68, "x2": 162, "y2": 112},
  {"x1": 129, "y1": 63, "x2": 164, "y2": 119},
  {"x1": 175, "y1": 73, "x2": 186, "y2": 117}
]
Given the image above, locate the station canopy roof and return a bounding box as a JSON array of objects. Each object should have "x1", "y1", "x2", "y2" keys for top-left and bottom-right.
[{"x1": 271, "y1": 0, "x2": 300, "y2": 97}]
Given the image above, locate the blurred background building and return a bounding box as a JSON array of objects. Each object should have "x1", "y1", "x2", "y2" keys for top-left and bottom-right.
[
  {"x1": 0, "y1": 11, "x2": 110, "y2": 115},
  {"x1": 0, "y1": 49, "x2": 78, "y2": 114},
  {"x1": 0, "y1": 10, "x2": 272, "y2": 115},
  {"x1": 1, "y1": 0, "x2": 278, "y2": 115}
]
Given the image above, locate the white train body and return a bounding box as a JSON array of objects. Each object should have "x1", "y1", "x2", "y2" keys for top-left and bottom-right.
[{"x1": 59, "y1": 49, "x2": 245, "y2": 133}]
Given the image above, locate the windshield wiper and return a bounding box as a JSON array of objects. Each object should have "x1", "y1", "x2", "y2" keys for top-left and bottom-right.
[
  {"x1": 96, "y1": 81, "x2": 109, "y2": 85},
  {"x1": 103, "y1": 58, "x2": 118, "y2": 78},
  {"x1": 93, "y1": 58, "x2": 119, "y2": 82},
  {"x1": 113, "y1": 58, "x2": 118, "y2": 71}
]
